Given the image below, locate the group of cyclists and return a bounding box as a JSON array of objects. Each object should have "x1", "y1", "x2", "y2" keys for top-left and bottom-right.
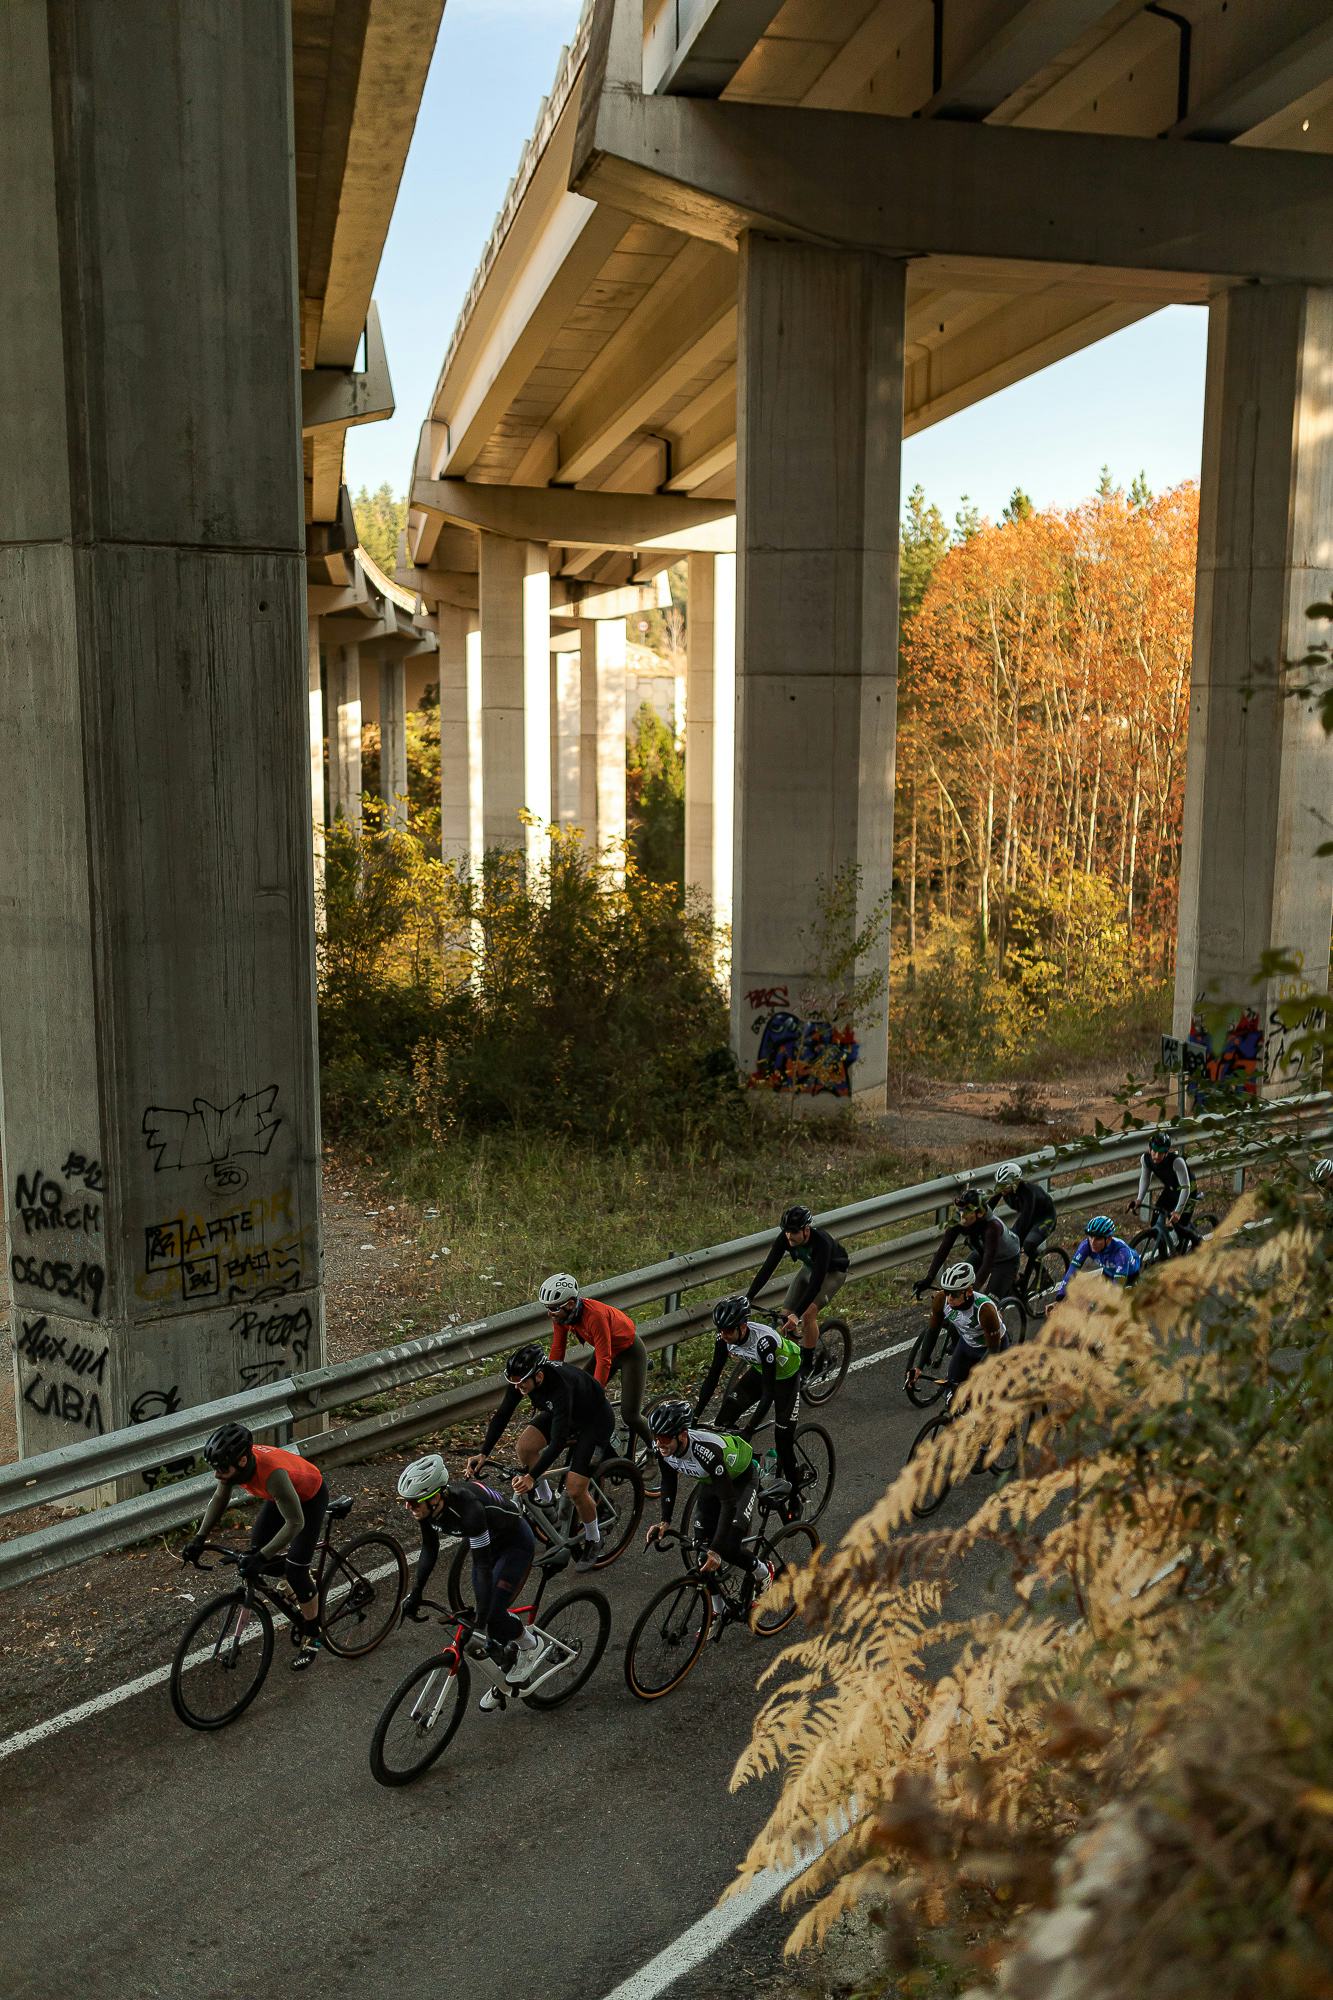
[{"x1": 180, "y1": 1134, "x2": 1331, "y2": 1701}]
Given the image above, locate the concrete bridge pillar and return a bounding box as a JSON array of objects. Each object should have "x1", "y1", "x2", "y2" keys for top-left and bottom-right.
[
  {"x1": 1174, "y1": 284, "x2": 1333, "y2": 1091},
  {"x1": 578, "y1": 617, "x2": 628, "y2": 880},
  {"x1": 378, "y1": 657, "x2": 409, "y2": 830},
  {"x1": 732, "y1": 237, "x2": 904, "y2": 1108},
  {"x1": 328, "y1": 644, "x2": 363, "y2": 833},
  {"x1": 553, "y1": 643, "x2": 582, "y2": 829},
  {"x1": 437, "y1": 605, "x2": 470, "y2": 867},
  {"x1": 477, "y1": 533, "x2": 551, "y2": 874},
  {"x1": 685, "y1": 553, "x2": 735, "y2": 943},
  {"x1": 309, "y1": 617, "x2": 326, "y2": 917},
  {"x1": 0, "y1": 0, "x2": 324, "y2": 1454}
]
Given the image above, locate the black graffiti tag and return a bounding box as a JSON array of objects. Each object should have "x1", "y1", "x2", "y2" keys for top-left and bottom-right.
[
  {"x1": 230, "y1": 1302, "x2": 313, "y2": 1370},
  {"x1": 18, "y1": 1316, "x2": 108, "y2": 1434},
  {"x1": 11, "y1": 1253, "x2": 105, "y2": 1317},
  {"x1": 13, "y1": 1167, "x2": 102, "y2": 1237},
  {"x1": 142, "y1": 1086, "x2": 281, "y2": 1172}
]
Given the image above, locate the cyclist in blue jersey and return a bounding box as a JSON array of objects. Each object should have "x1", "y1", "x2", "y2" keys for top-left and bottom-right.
[{"x1": 1053, "y1": 1215, "x2": 1142, "y2": 1299}]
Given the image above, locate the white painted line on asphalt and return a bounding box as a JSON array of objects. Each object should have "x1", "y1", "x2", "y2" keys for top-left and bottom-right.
[{"x1": 847, "y1": 1334, "x2": 914, "y2": 1371}]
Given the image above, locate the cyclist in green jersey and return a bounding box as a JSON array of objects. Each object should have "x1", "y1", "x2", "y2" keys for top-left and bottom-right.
[
  {"x1": 645, "y1": 1400, "x2": 772, "y2": 1627},
  {"x1": 906, "y1": 1261, "x2": 1009, "y2": 1394},
  {"x1": 694, "y1": 1294, "x2": 803, "y2": 1516}
]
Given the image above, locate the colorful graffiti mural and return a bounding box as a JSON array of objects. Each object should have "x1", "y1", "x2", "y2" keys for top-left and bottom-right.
[{"x1": 746, "y1": 987, "x2": 860, "y2": 1097}]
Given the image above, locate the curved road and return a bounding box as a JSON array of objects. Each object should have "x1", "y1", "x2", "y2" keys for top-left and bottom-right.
[{"x1": 2, "y1": 1333, "x2": 1010, "y2": 2000}]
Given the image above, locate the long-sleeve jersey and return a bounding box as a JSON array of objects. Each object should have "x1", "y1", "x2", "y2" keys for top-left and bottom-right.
[
  {"x1": 1055, "y1": 1235, "x2": 1142, "y2": 1296},
  {"x1": 693, "y1": 1320, "x2": 801, "y2": 1427},
  {"x1": 924, "y1": 1213, "x2": 1020, "y2": 1289},
  {"x1": 547, "y1": 1296, "x2": 637, "y2": 1384},
  {"x1": 657, "y1": 1428, "x2": 754, "y2": 1547},
  {"x1": 410, "y1": 1478, "x2": 530, "y2": 1599},
  {"x1": 480, "y1": 1360, "x2": 612, "y2": 1480},
  {"x1": 1136, "y1": 1149, "x2": 1191, "y2": 1211},
  {"x1": 988, "y1": 1179, "x2": 1056, "y2": 1240},
  {"x1": 748, "y1": 1224, "x2": 849, "y2": 1316}
]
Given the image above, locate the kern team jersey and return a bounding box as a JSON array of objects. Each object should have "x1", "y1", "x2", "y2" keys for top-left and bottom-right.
[
  {"x1": 726, "y1": 1321, "x2": 802, "y2": 1379},
  {"x1": 658, "y1": 1428, "x2": 754, "y2": 1485},
  {"x1": 240, "y1": 1444, "x2": 324, "y2": 1503},
  {"x1": 942, "y1": 1291, "x2": 1000, "y2": 1351}
]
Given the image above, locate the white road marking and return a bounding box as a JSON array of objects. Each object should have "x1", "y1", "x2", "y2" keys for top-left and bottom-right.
[{"x1": 0, "y1": 1332, "x2": 917, "y2": 1766}]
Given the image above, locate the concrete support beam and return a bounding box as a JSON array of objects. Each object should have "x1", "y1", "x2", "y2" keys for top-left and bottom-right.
[
  {"x1": 1173, "y1": 283, "x2": 1333, "y2": 1091},
  {"x1": 0, "y1": 0, "x2": 323, "y2": 1454},
  {"x1": 477, "y1": 535, "x2": 552, "y2": 874},
  {"x1": 572, "y1": 68, "x2": 1333, "y2": 285},
  {"x1": 328, "y1": 646, "x2": 363, "y2": 833},
  {"x1": 379, "y1": 657, "x2": 409, "y2": 831},
  {"x1": 579, "y1": 619, "x2": 629, "y2": 879},
  {"x1": 685, "y1": 553, "x2": 735, "y2": 938},
  {"x1": 646, "y1": 0, "x2": 785, "y2": 96},
  {"x1": 466, "y1": 620, "x2": 484, "y2": 876},
  {"x1": 553, "y1": 649, "x2": 583, "y2": 827},
  {"x1": 309, "y1": 618, "x2": 326, "y2": 925},
  {"x1": 413, "y1": 478, "x2": 736, "y2": 555},
  {"x1": 437, "y1": 606, "x2": 470, "y2": 867},
  {"x1": 732, "y1": 237, "x2": 902, "y2": 1108}
]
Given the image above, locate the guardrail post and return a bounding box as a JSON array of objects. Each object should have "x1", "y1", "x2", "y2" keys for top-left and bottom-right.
[
  {"x1": 1233, "y1": 1164, "x2": 1246, "y2": 1194},
  {"x1": 661, "y1": 1266, "x2": 681, "y2": 1373}
]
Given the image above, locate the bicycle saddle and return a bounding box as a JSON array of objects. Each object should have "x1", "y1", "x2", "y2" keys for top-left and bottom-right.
[{"x1": 327, "y1": 1494, "x2": 354, "y2": 1520}]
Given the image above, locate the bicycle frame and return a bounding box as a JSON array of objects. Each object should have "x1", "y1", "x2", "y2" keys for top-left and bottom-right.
[{"x1": 412, "y1": 1568, "x2": 582, "y2": 1709}]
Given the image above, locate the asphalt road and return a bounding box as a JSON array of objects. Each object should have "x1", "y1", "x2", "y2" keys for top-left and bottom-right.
[{"x1": 2, "y1": 1335, "x2": 1010, "y2": 2000}]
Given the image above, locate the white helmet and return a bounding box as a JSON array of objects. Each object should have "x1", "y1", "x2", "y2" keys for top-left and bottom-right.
[
  {"x1": 1313, "y1": 1158, "x2": 1333, "y2": 1184},
  {"x1": 538, "y1": 1271, "x2": 581, "y2": 1309},
  {"x1": 993, "y1": 1162, "x2": 1022, "y2": 1188},
  {"x1": 941, "y1": 1262, "x2": 977, "y2": 1293},
  {"x1": 398, "y1": 1453, "x2": 448, "y2": 1502}
]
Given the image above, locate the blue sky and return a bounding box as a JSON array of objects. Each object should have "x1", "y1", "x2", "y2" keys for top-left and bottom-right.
[{"x1": 345, "y1": 0, "x2": 1207, "y2": 524}]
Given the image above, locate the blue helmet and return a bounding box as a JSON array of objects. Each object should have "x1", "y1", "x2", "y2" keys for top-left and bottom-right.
[{"x1": 1085, "y1": 1215, "x2": 1115, "y2": 1239}]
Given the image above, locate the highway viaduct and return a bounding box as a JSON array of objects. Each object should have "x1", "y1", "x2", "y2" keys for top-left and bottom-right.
[{"x1": 3, "y1": 0, "x2": 1333, "y2": 1459}]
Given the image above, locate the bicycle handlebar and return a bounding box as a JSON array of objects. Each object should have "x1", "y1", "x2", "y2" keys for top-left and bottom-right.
[{"x1": 183, "y1": 1542, "x2": 243, "y2": 1573}]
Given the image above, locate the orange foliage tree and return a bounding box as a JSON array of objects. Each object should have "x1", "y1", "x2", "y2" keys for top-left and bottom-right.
[{"x1": 896, "y1": 481, "x2": 1197, "y2": 977}]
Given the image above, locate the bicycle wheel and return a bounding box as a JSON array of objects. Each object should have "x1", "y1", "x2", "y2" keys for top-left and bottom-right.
[
  {"x1": 906, "y1": 1413, "x2": 956, "y2": 1519},
  {"x1": 1191, "y1": 1213, "x2": 1218, "y2": 1247},
  {"x1": 983, "y1": 1413, "x2": 1032, "y2": 1478},
  {"x1": 752, "y1": 1522, "x2": 819, "y2": 1636},
  {"x1": 522, "y1": 1588, "x2": 611, "y2": 1710},
  {"x1": 790, "y1": 1423, "x2": 836, "y2": 1524},
  {"x1": 1025, "y1": 1246, "x2": 1070, "y2": 1315},
  {"x1": 369, "y1": 1655, "x2": 469, "y2": 1787},
  {"x1": 905, "y1": 1326, "x2": 949, "y2": 1407},
  {"x1": 549, "y1": 1457, "x2": 643, "y2": 1569},
  {"x1": 445, "y1": 1538, "x2": 474, "y2": 1615},
  {"x1": 996, "y1": 1295, "x2": 1027, "y2": 1347},
  {"x1": 1130, "y1": 1229, "x2": 1164, "y2": 1269},
  {"x1": 625, "y1": 1574, "x2": 712, "y2": 1699},
  {"x1": 674, "y1": 1488, "x2": 707, "y2": 1573},
  {"x1": 801, "y1": 1317, "x2": 851, "y2": 1405},
  {"x1": 319, "y1": 1533, "x2": 407, "y2": 1658},
  {"x1": 171, "y1": 1591, "x2": 274, "y2": 1731}
]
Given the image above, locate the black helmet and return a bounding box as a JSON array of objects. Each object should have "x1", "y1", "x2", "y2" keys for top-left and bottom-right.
[
  {"x1": 504, "y1": 1342, "x2": 546, "y2": 1384},
  {"x1": 1148, "y1": 1128, "x2": 1172, "y2": 1154},
  {"x1": 711, "y1": 1293, "x2": 750, "y2": 1333},
  {"x1": 956, "y1": 1184, "x2": 986, "y2": 1213},
  {"x1": 781, "y1": 1204, "x2": 813, "y2": 1232},
  {"x1": 649, "y1": 1398, "x2": 692, "y2": 1440},
  {"x1": 204, "y1": 1421, "x2": 253, "y2": 1472}
]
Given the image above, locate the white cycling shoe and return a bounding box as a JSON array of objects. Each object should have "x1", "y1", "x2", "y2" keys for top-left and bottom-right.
[{"x1": 505, "y1": 1631, "x2": 553, "y2": 1686}]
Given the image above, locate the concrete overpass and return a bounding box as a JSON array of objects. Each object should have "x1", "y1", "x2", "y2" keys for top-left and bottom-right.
[
  {"x1": 408, "y1": 0, "x2": 1333, "y2": 1103},
  {"x1": 0, "y1": 0, "x2": 442, "y2": 1456}
]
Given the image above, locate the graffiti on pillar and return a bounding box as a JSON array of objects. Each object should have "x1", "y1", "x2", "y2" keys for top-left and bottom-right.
[
  {"x1": 1186, "y1": 1005, "x2": 1262, "y2": 1105},
  {"x1": 745, "y1": 987, "x2": 860, "y2": 1098},
  {"x1": 142, "y1": 1085, "x2": 281, "y2": 1178},
  {"x1": 12, "y1": 1165, "x2": 103, "y2": 1238},
  {"x1": 16, "y1": 1315, "x2": 108, "y2": 1433},
  {"x1": 10, "y1": 1252, "x2": 106, "y2": 1317},
  {"x1": 233, "y1": 1300, "x2": 314, "y2": 1386},
  {"x1": 130, "y1": 1385, "x2": 184, "y2": 1423},
  {"x1": 9, "y1": 1146, "x2": 106, "y2": 1318},
  {"x1": 138, "y1": 1187, "x2": 306, "y2": 1306}
]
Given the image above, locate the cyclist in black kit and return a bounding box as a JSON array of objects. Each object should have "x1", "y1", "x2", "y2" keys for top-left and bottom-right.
[
  {"x1": 1135, "y1": 1129, "x2": 1199, "y2": 1247},
  {"x1": 990, "y1": 1161, "x2": 1057, "y2": 1270},
  {"x1": 467, "y1": 1345, "x2": 615, "y2": 1571},
  {"x1": 746, "y1": 1204, "x2": 849, "y2": 1370},
  {"x1": 915, "y1": 1185, "x2": 1021, "y2": 1303},
  {"x1": 397, "y1": 1452, "x2": 545, "y2": 1704}
]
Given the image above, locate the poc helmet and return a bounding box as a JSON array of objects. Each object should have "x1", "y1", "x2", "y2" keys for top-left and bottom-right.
[
  {"x1": 781, "y1": 1203, "x2": 814, "y2": 1232},
  {"x1": 649, "y1": 1398, "x2": 693, "y2": 1441},
  {"x1": 941, "y1": 1261, "x2": 977, "y2": 1293},
  {"x1": 538, "y1": 1272, "x2": 580, "y2": 1311},
  {"x1": 956, "y1": 1184, "x2": 986, "y2": 1214},
  {"x1": 1086, "y1": 1215, "x2": 1115, "y2": 1240},
  {"x1": 398, "y1": 1453, "x2": 448, "y2": 1503},
  {"x1": 1312, "y1": 1158, "x2": 1333, "y2": 1184},
  {"x1": 711, "y1": 1293, "x2": 751, "y2": 1333},
  {"x1": 1147, "y1": 1129, "x2": 1173, "y2": 1155},
  {"x1": 204, "y1": 1421, "x2": 254, "y2": 1474},
  {"x1": 505, "y1": 1342, "x2": 546, "y2": 1384},
  {"x1": 993, "y1": 1162, "x2": 1023, "y2": 1188}
]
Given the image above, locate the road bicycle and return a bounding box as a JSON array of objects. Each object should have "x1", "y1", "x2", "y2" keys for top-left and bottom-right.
[
  {"x1": 673, "y1": 1417, "x2": 836, "y2": 1562},
  {"x1": 904, "y1": 1292, "x2": 1028, "y2": 1408},
  {"x1": 170, "y1": 1496, "x2": 407, "y2": 1730},
  {"x1": 475, "y1": 1445, "x2": 643, "y2": 1570},
  {"x1": 903, "y1": 1384, "x2": 1031, "y2": 1519},
  {"x1": 624, "y1": 1517, "x2": 820, "y2": 1701},
  {"x1": 369, "y1": 1550, "x2": 610, "y2": 1786},
  {"x1": 1014, "y1": 1237, "x2": 1070, "y2": 1316},
  {"x1": 1128, "y1": 1199, "x2": 1217, "y2": 1270},
  {"x1": 797, "y1": 1311, "x2": 852, "y2": 1404}
]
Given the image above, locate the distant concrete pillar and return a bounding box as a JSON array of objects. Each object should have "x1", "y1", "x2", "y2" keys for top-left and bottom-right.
[
  {"x1": 1174, "y1": 284, "x2": 1333, "y2": 1090},
  {"x1": 0, "y1": 0, "x2": 323, "y2": 1455},
  {"x1": 553, "y1": 646, "x2": 582, "y2": 827},
  {"x1": 466, "y1": 619, "x2": 484, "y2": 877},
  {"x1": 378, "y1": 657, "x2": 409, "y2": 831},
  {"x1": 328, "y1": 645, "x2": 363, "y2": 834},
  {"x1": 685, "y1": 553, "x2": 736, "y2": 938},
  {"x1": 578, "y1": 618, "x2": 628, "y2": 880},
  {"x1": 309, "y1": 616, "x2": 326, "y2": 919},
  {"x1": 477, "y1": 534, "x2": 551, "y2": 875},
  {"x1": 733, "y1": 237, "x2": 903, "y2": 1108},
  {"x1": 437, "y1": 605, "x2": 470, "y2": 867}
]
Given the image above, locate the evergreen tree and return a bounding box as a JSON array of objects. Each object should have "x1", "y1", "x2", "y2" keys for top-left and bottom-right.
[
  {"x1": 954, "y1": 495, "x2": 983, "y2": 543},
  {"x1": 1002, "y1": 486, "x2": 1034, "y2": 523},
  {"x1": 352, "y1": 482, "x2": 408, "y2": 574},
  {"x1": 900, "y1": 485, "x2": 951, "y2": 627}
]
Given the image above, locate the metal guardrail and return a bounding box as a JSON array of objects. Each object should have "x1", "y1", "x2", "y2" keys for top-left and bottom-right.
[{"x1": 1, "y1": 1094, "x2": 1326, "y2": 1592}]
